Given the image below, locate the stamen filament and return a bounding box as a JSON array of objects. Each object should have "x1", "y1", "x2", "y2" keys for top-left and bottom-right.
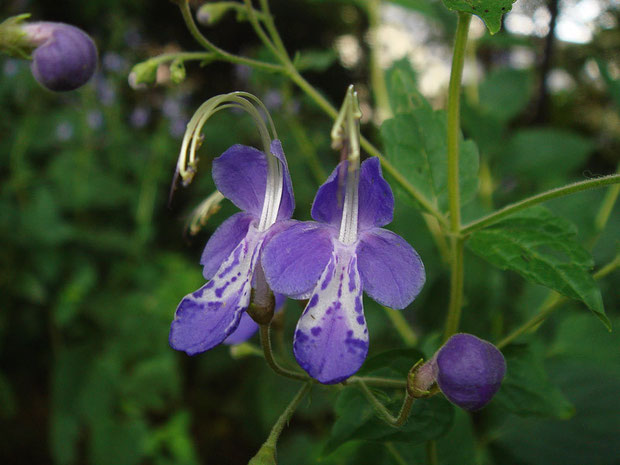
[{"x1": 174, "y1": 92, "x2": 284, "y2": 232}]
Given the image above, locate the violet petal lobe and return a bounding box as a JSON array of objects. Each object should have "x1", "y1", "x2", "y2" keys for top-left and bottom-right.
[
  {"x1": 356, "y1": 228, "x2": 425, "y2": 309},
  {"x1": 169, "y1": 226, "x2": 263, "y2": 355},
  {"x1": 310, "y1": 162, "x2": 344, "y2": 227},
  {"x1": 212, "y1": 145, "x2": 267, "y2": 217},
  {"x1": 357, "y1": 157, "x2": 394, "y2": 230},
  {"x1": 293, "y1": 243, "x2": 369, "y2": 384},
  {"x1": 270, "y1": 140, "x2": 295, "y2": 220},
  {"x1": 436, "y1": 334, "x2": 506, "y2": 411},
  {"x1": 29, "y1": 23, "x2": 97, "y2": 92},
  {"x1": 224, "y1": 293, "x2": 286, "y2": 345},
  {"x1": 201, "y1": 212, "x2": 254, "y2": 280},
  {"x1": 262, "y1": 221, "x2": 335, "y2": 298}
]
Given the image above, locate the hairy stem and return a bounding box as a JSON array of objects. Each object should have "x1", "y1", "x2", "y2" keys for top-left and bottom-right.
[
  {"x1": 461, "y1": 174, "x2": 620, "y2": 235},
  {"x1": 357, "y1": 380, "x2": 415, "y2": 427},
  {"x1": 259, "y1": 324, "x2": 310, "y2": 381},
  {"x1": 264, "y1": 382, "x2": 312, "y2": 447}
]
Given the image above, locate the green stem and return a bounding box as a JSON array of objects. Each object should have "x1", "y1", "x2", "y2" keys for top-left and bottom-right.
[
  {"x1": 427, "y1": 440, "x2": 439, "y2": 465},
  {"x1": 594, "y1": 180, "x2": 620, "y2": 233},
  {"x1": 258, "y1": 0, "x2": 290, "y2": 59},
  {"x1": 242, "y1": 0, "x2": 284, "y2": 61},
  {"x1": 461, "y1": 174, "x2": 620, "y2": 235},
  {"x1": 443, "y1": 237, "x2": 465, "y2": 341},
  {"x1": 264, "y1": 382, "x2": 312, "y2": 447},
  {"x1": 383, "y1": 307, "x2": 418, "y2": 346},
  {"x1": 259, "y1": 324, "x2": 310, "y2": 381},
  {"x1": 385, "y1": 443, "x2": 408, "y2": 465},
  {"x1": 447, "y1": 12, "x2": 471, "y2": 232},
  {"x1": 496, "y1": 253, "x2": 619, "y2": 349},
  {"x1": 178, "y1": 0, "x2": 282, "y2": 72},
  {"x1": 357, "y1": 380, "x2": 415, "y2": 427}
]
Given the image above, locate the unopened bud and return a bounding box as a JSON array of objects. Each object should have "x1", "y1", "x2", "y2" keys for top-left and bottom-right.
[
  {"x1": 128, "y1": 60, "x2": 157, "y2": 89},
  {"x1": 22, "y1": 21, "x2": 97, "y2": 91},
  {"x1": 169, "y1": 57, "x2": 186, "y2": 84}
]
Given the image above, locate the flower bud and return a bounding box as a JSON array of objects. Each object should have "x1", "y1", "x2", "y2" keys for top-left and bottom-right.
[
  {"x1": 23, "y1": 22, "x2": 97, "y2": 91},
  {"x1": 434, "y1": 333, "x2": 506, "y2": 411}
]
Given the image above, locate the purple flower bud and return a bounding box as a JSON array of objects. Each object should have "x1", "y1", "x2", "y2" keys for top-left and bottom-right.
[
  {"x1": 23, "y1": 22, "x2": 97, "y2": 91},
  {"x1": 435, "y1": 333, "x2": 506, "y2": 411}
]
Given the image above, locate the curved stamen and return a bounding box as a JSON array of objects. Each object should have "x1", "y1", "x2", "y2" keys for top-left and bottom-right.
[{"x1": 173, "y1": 92, "x2": 284, "y2": 232}]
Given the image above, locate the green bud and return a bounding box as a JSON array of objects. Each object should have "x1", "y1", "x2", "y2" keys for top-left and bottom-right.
[
  {"x1": 170, "y1": 58, "x2": 186, "y2": 84},
  {"x1": 0, "y1": 14, "x2": 34, "y2": 59},
  {"x1": 128, "y1": 60, "x2": 158, "y2": 89},
  {"x1": 196, "y1": 2, "x2": 237, "y2": 26},
  {"x1": 248, "y1": 443, "x2": 277, "y2": 465},
  {"x1": 229, "y1": 343, "x2": 262, "y2": 359}
]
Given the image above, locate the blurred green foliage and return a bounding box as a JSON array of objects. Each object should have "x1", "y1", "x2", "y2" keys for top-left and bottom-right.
[{"x1": 1, "y1": 0, "x2": 619, "y2": 464}]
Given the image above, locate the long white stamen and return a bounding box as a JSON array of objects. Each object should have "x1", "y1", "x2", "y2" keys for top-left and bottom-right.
[
  {"x1": 174, "y1": 92, "x2": 285, "y2": 232},
  {"x1": 334, "y1": 86, "x2": 362, "y2": 245}
]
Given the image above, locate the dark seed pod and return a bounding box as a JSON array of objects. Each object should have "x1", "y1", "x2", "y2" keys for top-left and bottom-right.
[
  {"x1": 24, "y1": 22, "x2": 97, "y2": 91},
  {"x1": 435, "y1": 333, "x2": 506, "y2": 411}
]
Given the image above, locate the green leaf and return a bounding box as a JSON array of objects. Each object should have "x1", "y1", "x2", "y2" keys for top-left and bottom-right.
[
  {"x1": 324, "y1": 387, "x2": 454, "y2": 454},
  {"x1": 494, "y1": 343, "x2": 575, "y2": 419},
  {"x1": 381, "y1": 112, "x2": 479, "y2": 212},
  {"x1": 467, "y1": 206, "x2": 608, "y2": 328},
  {"x1": 477, "y1": 68, "x2": 532, "y2": 123},
  {"x1": 442, "y1": 0, "x2": 517, "y2": 34},
  {"x1": 502, "y1": 128, "x2": 595, "y2": 181}
]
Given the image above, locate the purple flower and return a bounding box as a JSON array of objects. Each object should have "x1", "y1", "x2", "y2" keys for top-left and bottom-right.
[
  {"x1": 262, "y1": 157, "x2": 425, "y2": 384},
  {"x1": 433, "y1": 333, "x2": 506, "y2": 411},
  {"x1": 169, "y1": 140, "x2": 294, "y2": 355},
  {"x1": 23, "y1": 22, "x2": 97, "y2": 91}
]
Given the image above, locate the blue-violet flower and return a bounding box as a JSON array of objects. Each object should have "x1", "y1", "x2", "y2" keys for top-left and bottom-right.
[
  {"x1": 262, "y1": 157, "x2": 426, "y2": 383},
  {"x1": 169, "y1": 140, "x2": 294, "y2": 354}
]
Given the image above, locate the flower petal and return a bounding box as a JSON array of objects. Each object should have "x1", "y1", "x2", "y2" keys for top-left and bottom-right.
[
  {"x1": 212, "y1": 145, "x2": 267, "y2": 216},
  {"x1": 270, "y1": 140, "x2": 295, "y2": 220},
  {"x1": 169, "y1": 227, "x2": 263, "y2": 355},
  {"x1": 357, "y1": 228, "x2": 425, "y2": 309},
  {"x1": 310, "y1": 162, "x2": 344, "y2": 227},
  {"x1": 357, "y1": 157, "x2": 394, "y2": 230},
  {"x1": 200, "y1": 212, "x2": 254, "y2": 280},
  {"x1": 293, "y1": 244, "x2": 368, "y2": 384},
  {"x1": 262, "y1": 221, "x2": 335, "y2": 298},
  {"x1": 224, "y1": 293, "x2": 286, "y2": 345}
]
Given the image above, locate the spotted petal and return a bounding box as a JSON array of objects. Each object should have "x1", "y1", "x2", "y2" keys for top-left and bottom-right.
[
  {"x1": 200, "y1": 212, "x2": 254, "y2": 280},
  {"x1": 357, "y1": 228, "x2": 425, "y2": 309},
  {"x1": 293, "y1": 243, "x2": 368, "y2": 384},
  {"x1": 169, "y1": 226, "x2": 263, "y2": 355}
]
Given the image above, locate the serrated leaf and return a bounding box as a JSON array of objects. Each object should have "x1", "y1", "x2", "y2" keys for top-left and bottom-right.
[
  {"x1": 467, "y1": 206, "x2": 608, "y2": 328},
  {"x1": 381, "y1": 111, "x2": 479, "y2": 212},
  {"x1": 442, "y1": 0, "x2": 517, "y2": 34},
  {"x1": 324, "y1": 387, "x2": 454, "y2": 454},
  {"x1": 494, "y1": 343, "x2": 575, "y2": 419}
]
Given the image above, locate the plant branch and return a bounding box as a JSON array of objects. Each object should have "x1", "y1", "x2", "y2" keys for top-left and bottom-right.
[
  {"x1": 178, "y1": 0, "x2": 283, "y2": 72},
  {"x1": 265, "y1": 382, "x2": 312, "y2": 446},
  {"x1": 259, "y1": 324, "x2": 310, "y2": 381},
  {"x1": 461, "y1": 174, "x2": 620, "y2": 235},
  {"x1": 357, "y1": 379, "x2": 415, "y2": 427},
  {"x1": 382, "y1": 306, "x2": 418, "y2": 346}
]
